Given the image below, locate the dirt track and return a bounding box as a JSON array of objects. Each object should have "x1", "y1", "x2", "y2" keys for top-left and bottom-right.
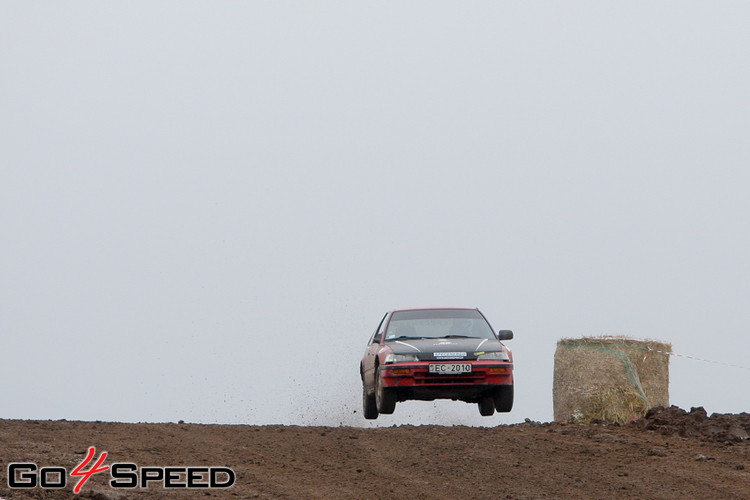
[{"x1": 0, "y1": 407, "x2": 748, "y2": 499}]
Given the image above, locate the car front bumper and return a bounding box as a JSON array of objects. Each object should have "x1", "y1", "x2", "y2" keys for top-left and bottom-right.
[{"x1": 379, "y1": 361, "x2": 513, "y2": 401}]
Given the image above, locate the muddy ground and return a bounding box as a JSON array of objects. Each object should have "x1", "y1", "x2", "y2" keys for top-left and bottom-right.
[{"x1": 0, "y1": 406, "x2": 748, "y2": 499}]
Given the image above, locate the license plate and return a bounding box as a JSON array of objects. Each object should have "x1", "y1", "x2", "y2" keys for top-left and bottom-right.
[{"x1": 428, "y1": 363, "x2": 472, "y2": 374}]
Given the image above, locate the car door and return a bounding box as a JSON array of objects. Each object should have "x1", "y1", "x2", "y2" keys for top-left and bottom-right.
[{"x1": 363, "y1": 312, "x2": 389, "y2": 391}]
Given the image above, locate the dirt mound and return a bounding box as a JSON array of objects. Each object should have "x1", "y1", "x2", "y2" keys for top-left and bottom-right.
[
  {"x1": 634, "y1": 405, "x2": 750, "y2": 443},
  {"x1": 1, "y1": 411, "x2": 748, "y2": 499}
]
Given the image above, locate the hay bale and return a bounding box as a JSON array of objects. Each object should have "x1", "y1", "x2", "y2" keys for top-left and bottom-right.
[{"x1": 553, "y1": 336, "x2": 671, "y2": 424}]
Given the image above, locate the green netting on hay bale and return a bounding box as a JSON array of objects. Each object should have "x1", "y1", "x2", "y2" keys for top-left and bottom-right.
[{"x1": 553, "y1": 336, "x2": 671, "y2": 424}]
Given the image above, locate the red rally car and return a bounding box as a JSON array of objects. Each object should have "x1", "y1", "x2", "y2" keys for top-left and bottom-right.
[{"x1": 360, "y1": 307, "x2": 514, "y2": 419}]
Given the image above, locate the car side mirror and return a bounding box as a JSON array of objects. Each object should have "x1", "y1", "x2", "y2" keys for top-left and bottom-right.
[{"x1": 497, "y1": 330, "x2": 513, "y2": 340}]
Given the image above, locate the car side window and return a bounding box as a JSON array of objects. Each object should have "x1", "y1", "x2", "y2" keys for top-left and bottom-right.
[{"x1": 371, "y1": 313, "x2": 387, "y2": 344}]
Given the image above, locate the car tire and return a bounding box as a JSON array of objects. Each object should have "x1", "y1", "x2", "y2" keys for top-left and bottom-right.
[
  {"x1": 494, "y1": 385, "x2": 514, "y2": 413},
  {"x1": 363, "y1": 381, "x2": 379, "y2": 420},
  {"x1": 478, "y1": 395, "x2": 495, "y2": 416},
  {"x1": 375, "y1": 367, "x2": 396, "y2": 415}
]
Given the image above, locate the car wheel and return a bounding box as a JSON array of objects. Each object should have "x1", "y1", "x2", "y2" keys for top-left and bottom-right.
[
  {"x1": 478, "y1": 395, "x2": 495, "y2": 416},
  {"x1": 494, "y1": 385, "x2": 514, "y2": 413},
  {"x1": 363, "y1": 381, "x2": 379, "y2": 420},
  {"x1": 375, "y1": 367, "x2": 396, "y2": 414}
]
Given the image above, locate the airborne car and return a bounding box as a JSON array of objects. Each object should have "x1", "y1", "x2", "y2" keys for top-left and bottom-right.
[{"x1": 360, "y1": 307, "x2": 513, "y2": 419}]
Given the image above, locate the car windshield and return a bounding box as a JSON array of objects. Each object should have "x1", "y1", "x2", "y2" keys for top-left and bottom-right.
[{"x1": 385, "y1": 309, "x2": 496, "y2": 341}]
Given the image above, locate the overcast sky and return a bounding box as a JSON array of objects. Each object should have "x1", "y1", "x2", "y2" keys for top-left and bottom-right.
[{"x1": 2, "y1": 2, "x2": 749, "y2": 426}]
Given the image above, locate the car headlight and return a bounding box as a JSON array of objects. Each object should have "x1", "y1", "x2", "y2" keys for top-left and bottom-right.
[
  {"x1": 385, "y1": 353, "x2": 419, "y2": 364},
  {"x1": 477, "y1": 351, "x2": 510, "y2": 361}
]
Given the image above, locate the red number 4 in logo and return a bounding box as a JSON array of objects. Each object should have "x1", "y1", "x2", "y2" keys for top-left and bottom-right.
[{"x1": 70, "y1": 447, "x2": 110, "y2": 494}]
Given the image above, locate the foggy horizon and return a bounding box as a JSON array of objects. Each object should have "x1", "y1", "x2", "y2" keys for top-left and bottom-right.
[{"x1": 2, "y1": 2, "x2": 749, "y2": 426}]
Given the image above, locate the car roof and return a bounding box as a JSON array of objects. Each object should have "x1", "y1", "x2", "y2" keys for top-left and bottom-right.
[{"x1": 390, "y1": 306, "x2": 479, "y2": 313}]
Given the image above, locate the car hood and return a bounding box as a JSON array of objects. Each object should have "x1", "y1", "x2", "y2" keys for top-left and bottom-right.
[{"x1": 386, "y1": 337, "x2": 509, "y2": 361}]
